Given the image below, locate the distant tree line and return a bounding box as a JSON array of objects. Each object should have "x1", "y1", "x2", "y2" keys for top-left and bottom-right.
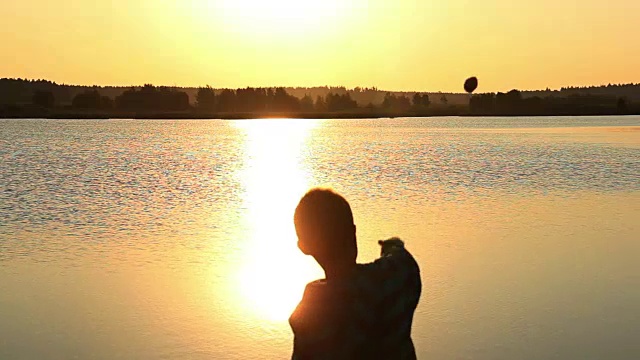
[
  {"x1": 194, "y1": 87, "x2": 438, "y2": 113},
  {"x1": 32, "y1": 91, "x2": 56, "y2": 108},
  {"x1": 116, "y1": 85, "x2": 189, "y2": 111},
  {"x1": 197, "y1": 87, "x2": 303, "y2": 113},
  {"x1": 200, "y1": 88, "x2": 439, "y2": 113},
  {"x1": 522, "y1": 83, "x2": 640, "y2": 101},
  {"x1": 470, "y1": 89, "x2": 632, "y2": 115},
  {"x1": 0, "y1": 78, "x2": 469, "y2": 109},
  {"x1": 72, "y1": 89, "x2": 113, "y2": 109},
  {"x1": 2, "y1": 78, "x2": 640, "y2": 117},
  {"x1": 195, "y1": 86, "x2": 361, "y2": 113}
]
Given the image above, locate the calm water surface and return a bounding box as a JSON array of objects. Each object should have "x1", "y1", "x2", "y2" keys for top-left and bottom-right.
[{"x1": 1, "y1": 117, "x2": 639, "y2": 359}]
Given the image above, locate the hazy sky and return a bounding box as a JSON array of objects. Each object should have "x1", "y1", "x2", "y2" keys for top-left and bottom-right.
[{"x1": 1, "y1": 0, "x2": 638, "y2": 92}]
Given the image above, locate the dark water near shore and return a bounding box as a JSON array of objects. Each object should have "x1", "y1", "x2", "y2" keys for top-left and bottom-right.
[{"x1": 1, "y1": 117, "x2": 639, "y2": 359}]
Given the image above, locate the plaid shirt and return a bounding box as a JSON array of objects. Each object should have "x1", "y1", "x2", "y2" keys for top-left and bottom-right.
[{"x1": 289, "y1": 245, "x2": 422, "y2": 360}]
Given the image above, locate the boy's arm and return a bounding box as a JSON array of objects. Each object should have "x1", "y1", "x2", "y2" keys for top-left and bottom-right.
[
  {"x1": 363, "y1": 237, "x2": 422, "y2": 304},
  {"x1": 371, "y1": 237, "x2": 420, "y2": 274}
]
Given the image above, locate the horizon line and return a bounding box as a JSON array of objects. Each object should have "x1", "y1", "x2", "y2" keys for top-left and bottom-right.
[{"x1": 3, "y1": 77, "x2": 640, "y2": 95}]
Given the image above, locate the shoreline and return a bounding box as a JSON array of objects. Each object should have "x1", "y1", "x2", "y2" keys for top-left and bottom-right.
[{"x1": 1, "y1": 109, "x2": 638, "y2": 120}]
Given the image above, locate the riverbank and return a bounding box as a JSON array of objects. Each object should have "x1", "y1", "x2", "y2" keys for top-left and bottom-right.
[{"x1": 1, "y1": 105, "x2": 638, "y2": 119}]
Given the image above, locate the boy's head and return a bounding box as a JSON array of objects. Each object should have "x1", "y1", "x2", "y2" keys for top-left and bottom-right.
[{"x1": 294, "y1": 188, "x2": 357, "y2": 267}]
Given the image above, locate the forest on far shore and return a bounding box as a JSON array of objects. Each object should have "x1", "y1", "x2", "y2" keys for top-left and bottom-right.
[{"x1": 1, "y1": 78, "x2": 640, "y2": 118}]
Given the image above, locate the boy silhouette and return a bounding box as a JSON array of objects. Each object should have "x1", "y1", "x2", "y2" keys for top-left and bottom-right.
[{"x1": 289, "y1": 188, "x2": 422, "y2": 359}]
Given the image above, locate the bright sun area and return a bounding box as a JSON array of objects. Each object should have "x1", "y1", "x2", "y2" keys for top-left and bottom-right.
[
  {"x1": 1, "y1": 0, "x2": 639, "y2": 90},
  {"x1": 208, "y1": 0, "x2": 353, "y2": 32}
]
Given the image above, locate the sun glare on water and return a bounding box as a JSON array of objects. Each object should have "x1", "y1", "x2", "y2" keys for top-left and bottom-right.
[{"x1": 233, "y1": 119, "x2": 324, "y2": 322}]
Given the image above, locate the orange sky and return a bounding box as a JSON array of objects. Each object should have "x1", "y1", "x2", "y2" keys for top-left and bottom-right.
[{"x1": 1, "y1": 0, "x2": 639, "y2": 92}]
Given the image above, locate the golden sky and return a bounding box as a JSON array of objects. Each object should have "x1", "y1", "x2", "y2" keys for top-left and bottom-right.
[{"x1": 1, "y1": 0, "x2": 638, "y2": 92}]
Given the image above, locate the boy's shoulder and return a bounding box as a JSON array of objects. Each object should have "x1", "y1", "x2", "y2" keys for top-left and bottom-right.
[
  {"x1": 306, "y1": 279, "x2": 327, "y2": 287},
  {"x1": 302, "y1": 279, "x2": 328, "y2": 297}
]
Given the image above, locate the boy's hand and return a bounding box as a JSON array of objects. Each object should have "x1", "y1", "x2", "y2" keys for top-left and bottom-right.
[{"x1": 377, "y1": 237, "x2": 405, "y2": 256}]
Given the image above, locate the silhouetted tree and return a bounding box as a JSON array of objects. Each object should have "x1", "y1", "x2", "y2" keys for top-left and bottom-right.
[
  {"x1": 326, "y1": 92, "x2": 358, "y2": 111},
  {"x1": 398, "y1": 95, "x2": 411, "y2": 110},
  {"x1": 617, "y1": 97, "x2": 628, "y2": 114},
  {"x1": 72, "y1": 89, "x2": 111, "y2": 109},
  {"x1": 469, "y1": 93, "x2": 495, "y2": 113},
  {"x1": 32, "y1": 90, "x2": 55, "y2": 108},
  {"x1": 237, "y1": 87, "x2": 267, "y2": 112},
  {"x1": 101, "y1": 96, "x2": 113, "y2": 109},
  {"x1": 412, "y1": 93, "x2": 431, "y2": 107},
  {"x1": 382, "y1": 93, "x2": 392, "y2": 109},
  {"x1": 216, "y1": 89, "x2": 236, "y2": 112},
  {"x1": 269, "y1": 87, "x2": 300, "y2": 112},
  {"x1": 168, "y1": 89, "x2": 190, "y2": 111},
  {"x1": 412, "y1": 93, "x2": 421, "y2": 107},
  {"x1": 495, "y1": 90, "x2": 523, "y2": 113},
  {"x1": 300, "y1": 95, "x2": 314, "y2": 112},
  {"x1": 115, "y1": 85, "x2": 189, "y2": 111},
  {"x1": 522, "y1": 96, "x2": 542, "y2": 113},
  {"x1": 382, "y1": 93, "x2": 411, "y2": 111},
  {"x1": 196, "y1": 86, "x2": 216, "y2": 110},
  {"x1": 266, "y1": 88, "x2": 275, "y2": 106},
  {"x1": 315, "y1": 95, "x2": 327, "y2": 112}
]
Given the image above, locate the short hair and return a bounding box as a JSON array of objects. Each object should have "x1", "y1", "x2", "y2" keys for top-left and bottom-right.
[{"x1": 294, "y1": 188, "x2": 354, "y2": 249}]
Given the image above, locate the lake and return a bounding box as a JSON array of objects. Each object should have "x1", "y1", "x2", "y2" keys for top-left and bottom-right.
[{"x1": 1, "y1": 117, "x2": 639, "y2": 360}]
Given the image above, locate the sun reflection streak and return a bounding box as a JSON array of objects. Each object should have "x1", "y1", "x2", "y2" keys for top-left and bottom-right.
[{"x1": 233, "y1": 119, "x2": 324, "y2": 322}]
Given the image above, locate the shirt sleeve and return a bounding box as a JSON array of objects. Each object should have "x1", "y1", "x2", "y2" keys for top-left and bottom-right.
[
  {"x1": 366, "y1": 242, "x2": 421, "y2": 283},
  {"x1": 289, "y1": 242, "x2": 422, "y2": 359},
  {"x1": 361, "y1": 242, "x2": 422, "y2": 316}
]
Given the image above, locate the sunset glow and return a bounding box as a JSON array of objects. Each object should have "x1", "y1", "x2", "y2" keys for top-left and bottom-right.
[
  {"x1": 211, "y1": 0, "x2": 351, "y2": 35},
  {"x1": 1, "y1": 0, "x2": 639, "y2": 91}
]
